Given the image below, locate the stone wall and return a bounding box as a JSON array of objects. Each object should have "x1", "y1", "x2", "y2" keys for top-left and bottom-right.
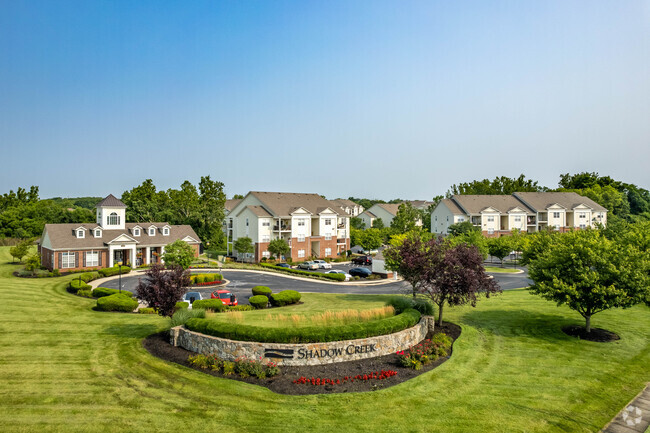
[{"x1": 170, "y1": 316, "x2": 434, "y2": 366}]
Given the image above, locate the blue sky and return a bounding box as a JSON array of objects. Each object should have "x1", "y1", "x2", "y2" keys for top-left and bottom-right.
[{"x1": 1, "y1": 1, "x2": 649, "y2": 200}]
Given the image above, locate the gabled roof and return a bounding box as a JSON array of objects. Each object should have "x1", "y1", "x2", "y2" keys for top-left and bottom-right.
[
  {"x1": 330, "y1": 199, "x2": 359, "y2": 208},
  {"x1": 237, "y1": 205, "x2": 273, "y2": 218},
  {"x1": 513, "y1": 192, "x2": 607, "y2": 212},
  {"x1": 224, "y1": 199, "x2": 242, "y2": 213},
  {"x1": 363, "y1": 211, "x2": 377, "y2": 218},
  {"x1": 248, "y1": 192, "x2": 342, "y2": 217},
  {"x1": 407, "y1": 200, "x2": 434, "y2": 209},
  {"x1": 439, "y1": 198, "x2": 466, "y2": 215},
  {"x1": 95, "y1": 194, "x2": 126, "y2": 208},
  {"x1": 451, "y1": 195, "x2": 535, "y2": 214},
  {"x1": 375, "y1": 203, "x2": 402, "y2": 216}
]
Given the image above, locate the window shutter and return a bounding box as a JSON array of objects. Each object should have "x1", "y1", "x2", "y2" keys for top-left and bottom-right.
[
  {"x1": 83, "y1": 252, "x2": 86, "y2": 267},
  {"x1": 58, "y1": 253, "x2": 62, "y2": 269},
  {"x1": 75, "y1": 252, "x2": 79, "y2": 268},
  {"x1": 99, "y1": 252, "x2": 102, "y2": 266}
]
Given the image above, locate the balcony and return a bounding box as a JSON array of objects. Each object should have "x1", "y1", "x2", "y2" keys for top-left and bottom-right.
[
  {"x1": 273, "y1": 225, "x2": 292, "y2": 232},
  {"x1": 337, "y1": 223, "x2": 346, "y2": 229},
  {"x1": 471, "y1": 217, "x2": 481, "y2": 226},
  {"x1": 527, "y1": 216, "x2": 536, "y2": 225}
]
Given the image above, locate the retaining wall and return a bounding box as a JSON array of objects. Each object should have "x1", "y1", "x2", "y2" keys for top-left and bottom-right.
[{"x1": 170, "y1": 316, "x2": 435, "y2": 366}]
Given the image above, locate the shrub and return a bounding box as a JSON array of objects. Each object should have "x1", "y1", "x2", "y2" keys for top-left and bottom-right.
[
  {"x1": 412, "y1": 298, "x2": 434, "y2": 316},
  {"x1": 17, "y1": 270, "x2": 33, "y2": 277},
  {"x1": 192, "y1": 299, "x2": 226, "y2": 311},
  {"x1": 68, "y1": 279, "x2": 91, "y2": 294},
  {"x1": 175, "y1": 301, "x2": 189, "y2": 310},
  {"x1": 95, "y1": 294, "x2": 138, "y2": 312},
  {"x1": 33, "y1": 269, "x2": 51, "y2": 278},
  {"x1": 93, "y1": 287, "x2": 133, "y2": 298},
  {"x1": 222, "y1": 361, "x2": 235, "y2": 375},
  {"x1": 98, "y1": 266, "x2": 132, "y2": 278},
  {"x1": 258, "y1": 263, "x2": 346, "y2": 281},
  {"x1": 251, "y1": 286, "x2": 272, "y2": 297},
  {"x1": 77, "y1": 289, "x2": 93, "y2": 298},
  {"x1": 52, "y1": 269, "x2": 60, "y2": 277},
  {"x1": 387, "y1": 297, "x2": 434, "y2": 316},
  {"x1": 228, "y1": 305, "x2": 254, "y2": 312},
  {"x1": 185, "y1": 308, "x2": 421, "y2": 343},
  {"x1": 171, "y1": 308, "x2": 206, "y2": 327},
  {"x1": 249, "y1": 295, "x2": 269, "y2": 309},
  {"x1": 396, "y1": 332, "x2": 452, "y2": 369},
  {"x1": 138, "y1": 307, "x2": 157, "y2": 314},
  {"x1": 269, "y1": 290, "x2": 301, "y2": 307},
  {"x1": 79, "y1": 272, "x2": 100, "y2": 283}
]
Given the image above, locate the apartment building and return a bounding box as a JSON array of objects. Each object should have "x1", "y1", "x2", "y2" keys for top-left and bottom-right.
[
  {"x1": 431, "y1": 192, "x2": 607, "y2": 237},
  {"x1": 358, "y1": 201, "x2": 431, "y2": 229},
  {"x1": 330, "y1": 199, "x2": 364, "y2": 217},
  {"x1": 226, "y1": 192, "x2": 351, "y2": 262}
]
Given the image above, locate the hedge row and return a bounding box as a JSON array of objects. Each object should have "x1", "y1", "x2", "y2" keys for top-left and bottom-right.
[
  {"x1": 93, "y1": 287, "x2": 133, "y2": 299},
  {"x1": 185, "y1": 308, "x2": 421, "y2": 343},
  {"x1": 249, "y1": 295, "x2": 269, "y2": 309},
  {"x1": 95, "y1": 294, "x2": 139, "y2": 312},
  {"x1": 190, "y1": 273, "x2": 223, "y2": 285},
  {"x1": 258, "y1": 263, "x2": 346, "y2": 281},
  {"x1": 269, "y1": 290, "x2": 301, "y2": 307},
  {"x1": 190, "y1": 299, "x2": 254, "y2": 312},
  {"x1": 251, "y1": 286, "x2": 272, "y2": 297},
  {"x1": 98, "y1": 266, "x2": 132, "y2": 278},
  {"x1": 68, "y1": 279, "x2": 91, "y2": 294}
]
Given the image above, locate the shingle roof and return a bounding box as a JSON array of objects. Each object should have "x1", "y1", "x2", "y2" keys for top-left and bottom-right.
[
  {"x1": 513, "y1": 192, "x2": 607, "y2": 212},
  {"x1": 224, "y1": 199, "x2": 242, "y2": 212},
  {"x1": 243, "y1": 205, "x2": 273, "y2": 217},
  {"x1": 375, "y1": 203, "x2": 402, "y2": 216},
  {"x1": 95, "y1": 194, "x2": 126, "y2": 208},
  {"x1": 452, "y1": 195, "x2": 535, "y2": 214},
  {"x1": 43, "y1": 223, "x2": 201, "y2": 250},
  {"x1": 249, "y1": 192, "x2": 342, "y2": 217},
  {"x1": 440, "y1": 198, "x2": 466, "y2": 215},
  {"x1": 407, "y1": 200, "x2": 434, "y2": 209},
  {"x1": 330, "y1": 199, "x2": 359, "y2": 208}
]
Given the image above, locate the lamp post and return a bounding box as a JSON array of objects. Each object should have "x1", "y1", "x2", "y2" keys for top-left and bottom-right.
[
  {"x1": 118, "y1": 261, "x2": 123, "y2": 294},
  {"x1": 206, "y1": 242, "x2": 210, "y2": 265}
]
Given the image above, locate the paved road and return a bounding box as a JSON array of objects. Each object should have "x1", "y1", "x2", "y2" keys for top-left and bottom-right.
[{"x1": 101, "y1": 264, "x2": 531, "y2": 305}]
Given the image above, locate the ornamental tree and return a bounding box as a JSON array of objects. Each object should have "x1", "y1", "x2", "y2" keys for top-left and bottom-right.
[
  {"x1": 267, "y1": 238, "x2": 290, "y2": 260},
  {"x1": 233, "y1": 236, "x2": 254, "y2": 259},
  {"x1": 162, "y1": 240, "x2": 195, "y2": 269},
  {"x1": 390, "y1": 202, "x2": 420, "y2": 233},
  {"x1": 135, "y1": 264, "x2": 191, "y2": 317},
  {"x1": 358, "y1": 228, "x2": 383, "y2": 253},
  {"x1": 528, "y1": 229, "x2": 649, "y2": 333},
  {"x1": 424, "y1": 240, "x2": 501, "y2": 325},
  {"x1": 384, "y1": 233, "x2": 430, "y2": 298},
  {"x1": 487, "y1": 236, "x2": 512, "y2": 266},
  {"x1": 9, "y1": 239, "x2": 30, "y2": 263}
]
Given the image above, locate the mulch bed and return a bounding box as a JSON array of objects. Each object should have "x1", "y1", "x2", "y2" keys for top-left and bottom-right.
[
  {"x1": 143, "y1": 322, "x2": 461, "y2": 395},
  {"x1": 562, "y1": 325, "x2": 620, "y2": 342}
]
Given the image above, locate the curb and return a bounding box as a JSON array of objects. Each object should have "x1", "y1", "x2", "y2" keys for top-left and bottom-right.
[
  {"x1": 220, "y1": 268, "x2": 403, "y2": 286},
  {"x1": 601, "y1": 383, "x2": 650, "y2": 433}
]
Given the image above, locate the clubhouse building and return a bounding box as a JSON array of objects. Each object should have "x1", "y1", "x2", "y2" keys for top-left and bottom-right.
[{"x1": 38, "y1": 194, "x2": 201, "y2": 271}]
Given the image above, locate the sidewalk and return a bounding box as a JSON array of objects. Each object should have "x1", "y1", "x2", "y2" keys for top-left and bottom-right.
[{"x1": 602, "y1": 384, "x2": 650, "y2": 433}]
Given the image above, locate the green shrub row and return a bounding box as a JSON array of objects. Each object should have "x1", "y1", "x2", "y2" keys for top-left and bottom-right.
[
  {"x1": 95, "y1": 294, "x2": 138, "y2": 312},
  {"x1": 192, "y1": 299, "x2": 225, "y2": 310},
  {"x1": 175, "y1": 301, "x2": 189, "y2": 310},
  {"x1": 270, "y1": 290, "x2": 301, "y2": 307},
  {"x1": 190, "y1": 273, "x2": 223, "y2": 285},
  {"x1": 185, "y1": 309, "x2": 421, "y2": 343},
  {"x1": 68, "y1": 279, "x2": 91, "y2": 294},
  {"x1": 251, "y1": 285, "x2": 272, "y2": 297},
  {"x1": 138, "y1": 307, "x2": 157, "y2": 314},
  {"x1": 171, "y1": 308, "x2": 206, "y2": 327},
  {"x1": 258, "y1": 263, "x2": 346, "y2": 281},
  {"x1": 387, "y1": 297, "x2": 434, "y2": 316},
  {"x1": 98, "y1": 266, "x2": 132, "y2": 278},
  {"x1": 79, "y1": 271, "x2": 101, "y2": 282},
  {"x1": 93, "y1": 287, "x2": 133, "y2": 299},
  {"x1": 249, "y1": 295, "x2": 269, "y2": 309}
]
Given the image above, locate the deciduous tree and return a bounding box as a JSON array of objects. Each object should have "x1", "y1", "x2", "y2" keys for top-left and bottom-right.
[
  {"x1": 487, "y1": 236, "x2": 512, "y2": 266},
  {"x1": 135, "y1": 265, "x2": 191, "y2": 317},
  {"x1": 234, "y1": 237, "x2": 254, "y2": 258},
  {"x1": 162, "y1": 240, "x2": 195, "y2": 269},
  {"x1": 267, "y1": 238, "x2": 290, "y2": 260},
  {"x1": 9, "y1": 239, "x2": 31, "y2": 263},
  {"x1": 390, "y1": 202, "x2": 420, "y2": 233}
]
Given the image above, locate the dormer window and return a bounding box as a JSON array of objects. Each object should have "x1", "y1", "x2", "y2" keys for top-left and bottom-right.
[
  {"x1": 133, "y1": 228, "x2": 141, "y2": 237},
  {"x1": 77, "y1": 230, "x2": 85, "y2": 239},
  {"x1": 163, "y1": 227, "x2": 170, "y2": 236},
  {"x1": 108, "y1": 212, "x2": 120, "y2": 226},
  {"x1": 94, "y1": 229, "x2": 102, "y2": 238},
  {"x1": 149, "y1": 227, "x2": 156, "y2": 236}
]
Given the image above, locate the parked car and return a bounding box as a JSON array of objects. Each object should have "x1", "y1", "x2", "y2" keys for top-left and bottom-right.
[
  {"x1": 351, "y1": 255, "x2": 372, "y2": 265},
  {"x1": 275, "y1": 263, "x2": 291, "y2": 268},
  {"x1": 183, "y1": 291, "x2": 202, "y2": 308},
  {"x1": 211, "y1": 289, "x2": 238, "y2": 306},
  {"x1": 349, "y1": 267, "x2": 372, "y2": 278},
  {"x1": 313, "y1": 260, "x2": 332, "y2": 269},
  {"x1": 297, "y1": 261, "x2": 319, "y2": 270},
  {"x1": 325, "y1": 269, "x2": 351, "y2": 281}
]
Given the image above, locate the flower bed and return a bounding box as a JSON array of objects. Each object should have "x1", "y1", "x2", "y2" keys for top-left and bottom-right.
[
  {"x1": 193, "y1": 280, "x2": 224, "y2": 287},
  {"x1": 396, "y1": 333, "x2": 452, "y2": 370},
  {"x1": 293, "y1": 370, "x2": 397, "y2": 386}
]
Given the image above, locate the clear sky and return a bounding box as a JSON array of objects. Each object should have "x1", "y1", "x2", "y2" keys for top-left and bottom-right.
[{"x1": 1, "y1": 0, "x2": 649, "y2": 200}]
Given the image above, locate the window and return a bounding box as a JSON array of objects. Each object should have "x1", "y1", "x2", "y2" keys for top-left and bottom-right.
[
  {"x1": 85, "y1": 251, "x2": 99, "y2": 267},
  {"x1": 435, "y1": 216, "x2": 437, "y2": 221},
  {"x1": 298, "y1": 234, "x2": 305, "y2": 242},
  {"x1": 163, "y1": 227, "x2": 169, "y2": 236},
  {"x1": 514, "y1": 216, "x2": 522, "y2": 222},
  {"x1": 446, "y1": 216, "x2": 449, "y2": 221},
  {"x1": 95, "y1": 229, "x2": 102, "y2": 238},
  {"x1": 554, "y1": 224, "x2": 560, "y2": 230},
  {"x1": 325, "y1": 248, "x2": 332, "y2": 257},
  {"x1": 487, "y1": 216, "x2": 494, "y2": 222},
  {"x1": 487, "y1": 228, "x2": 494, "y2": 235},
  {"x1": 77, "y1": 230, "x2": 85, "y2": 239},
  {"x1": 324, "y1": 219, "x2": 332, "y2": 226},
  {"x1": 297, "y1": 219, "x2": 305, "y2": 226},
  {"x1": 61, "y1": 252, "x2": 75, "y2": 269},
  {"x1": 298, "y1": 249, "x2": 305, "y2": 258},
  {"x1": 457, "y1": 217, "x2": 464, "y2": 222},
  {"x1": 108, "y1": 212, "x2": 120, "y2": 226},
  {"x1": 149, "y1": 228, "x2": 156, "y2": 236},
  {"x1": 579, "y1": 213, "x2": 586, "y2": 219},
  {"x1": 262, "y1": 235, "x2": 270, "y2": 242},
  {"x1": 325, "y1": 234, "x2": 332, "y2": 240},
  {"x1": 262, "y1": 251, "x2": 270, "y2": 258},
  {"x1": 553, "y1": 212, "x2": 560, "y2": 218},
  {"x1": 262, "y1": 220, "x2": 270, "y2": 227},
  {"x1": 133, "y1": 228, "x2": 140, "y2": 237},
  {"x1": 579, "y1": 224, "x2": 586, "y2": 229}
]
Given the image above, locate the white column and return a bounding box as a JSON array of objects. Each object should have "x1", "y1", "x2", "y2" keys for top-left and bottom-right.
[
  {"x1": 160, "y1": 245, "x2": 165, "y2": 264},
  {"x1": 130, "y1": 245, "x2": 137, "y2": 267},
  {"x1": 145, "y1": 246, "x2": 151, "y2": 265},
  {"x1": 108, "y1": 245, "x2": 114, "y2": 267}
]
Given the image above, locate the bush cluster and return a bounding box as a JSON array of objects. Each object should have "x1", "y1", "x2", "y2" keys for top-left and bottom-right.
[
  {"x1": 188, "y1": 354, "x2": 279, "y2": 379},
  {"x1": 249, "y1": 295, "x2": 269, "y2": 309},
  {"x1": 171, "y1": 308, "x2": 206, "y2": 327},
  {"x1": 79, "y1": 271, "x2": 101, "y2": 283},
  {"x1": 77, "y1": 289, "x2": 93, "y2": 298},
  {"x1": 396, "y1": 333, "x2": 452, "y2": 370},
  {"x1": 251, "y1": 286, "x2": 272, "y2": 297},
  {"x1": 185, "y1": 308, "x2": 421, "y2": 343},
  {"x1": 95, "y1": 293, "x2": 138, "y2": 312},
  {"x1": 93, "y1": 287, "x2": 134, "y2": 298},
  {"x1": 175, "y1": 301, "x2": 189, "y2": 310},
  {"x1": 68, "y1": 279, "x2": 91, "y2": 294},
  {"x1": 258, "y1": 263, "x2": 346, "y2": 281},
  {"x1": 98, "y1": 266, "x2": 132, "y2": 278},
  {"x1": 387, "y1": 297, "x2": 434, "y2": 316},
  {"x1": 190, "y1": 273, "x2": 223, "y2": 285},
  {"x1": 138, "y1": 307, "x2": 157, "y2": 314},
  {"x1": 192, "y1": 299, "x2": 225, "y2": 310},
  {"x1": 269, "y1": 290, "x2": 301, "y2": 307}
]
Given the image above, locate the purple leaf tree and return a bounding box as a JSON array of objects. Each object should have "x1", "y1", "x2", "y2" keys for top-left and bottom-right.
[{"x1": 135, "y1": 264, "x2": 190, "y2": 317}]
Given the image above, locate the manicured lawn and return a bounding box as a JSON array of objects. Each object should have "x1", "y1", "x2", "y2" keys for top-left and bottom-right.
[
  {"x1": 0, "y1": 246, "x2": 648, "y2": 432},
  {"x1": 484, "y1": 265, "x2": 521, "y2": 273}
]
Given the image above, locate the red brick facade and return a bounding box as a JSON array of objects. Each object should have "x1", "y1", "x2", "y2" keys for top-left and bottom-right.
[{"x1": 254, "y1": 236, "x2": 350, "y2": 262}]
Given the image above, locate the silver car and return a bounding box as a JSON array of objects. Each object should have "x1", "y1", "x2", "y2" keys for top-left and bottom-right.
[
  {"x1": 313, "y1": 260, "x2": 332, "y2": 269},
  {"x1": 297, "y1": 261, "x2": 319, "y2": 270}
]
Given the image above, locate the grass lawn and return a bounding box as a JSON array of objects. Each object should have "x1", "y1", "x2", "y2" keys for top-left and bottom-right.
[
  {"x1": 483, "y1": 265, "x2": 522, "y2": 273},
  {"x1": 0, "y1": 246, "x2": 648, "y2": 432}
]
